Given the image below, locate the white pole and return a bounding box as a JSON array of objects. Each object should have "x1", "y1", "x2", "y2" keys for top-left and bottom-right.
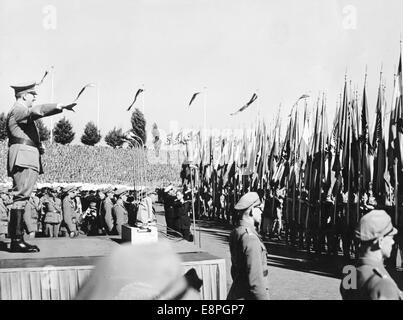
[
  {"x1": 142, "y1": 84, "x2": 145, "y2": 150},
  {"x1": 50, "y1": 66, "x2": 54, "y2": 143},
  {"x1": 189, "y1": 165, "x2": 198, "y2": 247},
  {"x1": 142, "y1": 83, "x2": 145, "y2": 115},
  {"x1": 203, "y1": 86, "x2": 207, "y2": 143},
  {"x1": 97, "y1": 83, "x2": 100, "y2": 130}
]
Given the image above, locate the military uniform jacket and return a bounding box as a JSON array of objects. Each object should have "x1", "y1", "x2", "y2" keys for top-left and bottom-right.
[
  {"x1": 24, "y1": 195, "x2": 41, "y2": 233},
  {"x1": 7, "y1": 102, "x2": 62, "y2": 176},
  {"x1": 173, "y1": 200, "x2": 191, "y2": 229},
  {"x1": 227, "y1": 220, "x2": 269, "y2": 300},
  {"x1": 163, "y1": 194, "x2": 175, "y2": 220},
  {"x1": 62, "y1": 196, "x2": 77, "y2": 232},
  {"x1": 144, "y1": 196, "x2": 154, "y2": 222},
  {"x1": 113, "y1": 202, "x2": 128, "y2": 228},
  {"x1": 340, "y1": 258, "x2": 403, "y2": 300},
  {"x1": 43, "y1": 195, "x2": 62, "y2": 224},
  {"x1": 0, "y1": 199, "x2": 8, "y2": 234},
  {"x1": 102, "y1": 198, "x2": 114, "y2": 232}
]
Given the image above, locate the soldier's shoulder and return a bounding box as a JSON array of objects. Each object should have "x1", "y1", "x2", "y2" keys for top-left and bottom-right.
[
  {"x1": 9, "y1": 102, "x2": 27, "y2": 114},
  {"x1": 367, "y1": 268, "x2": 401, "y2": 299},
  {"x1": 235, "y1": 225, "x2": 259, "y2": 242}
]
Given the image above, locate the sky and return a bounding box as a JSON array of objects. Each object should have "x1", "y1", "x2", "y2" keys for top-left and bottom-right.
[{"x1": 0, "y1": 0, "x2": 403, "y2": 145}]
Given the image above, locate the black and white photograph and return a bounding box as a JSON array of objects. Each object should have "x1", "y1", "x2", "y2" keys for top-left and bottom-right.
[{"x1": 0, "y1": 0, "x2": 402, "y2": 307}]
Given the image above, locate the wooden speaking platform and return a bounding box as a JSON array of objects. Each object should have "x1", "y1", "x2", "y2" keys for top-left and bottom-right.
[{"x1": 0, "y1": 233, "x2": 226, "y2": 300}]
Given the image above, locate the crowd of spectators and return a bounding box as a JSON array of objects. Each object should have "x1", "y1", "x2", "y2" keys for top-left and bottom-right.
[
  {"x1": 0, "y1": 184, "x2": 158, "y2": 241},
  {"x1": 0, "y1": 142, "x2": 182, "y2": 187}
]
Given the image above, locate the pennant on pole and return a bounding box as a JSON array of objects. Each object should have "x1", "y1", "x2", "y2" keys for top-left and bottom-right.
[
  {"x1": 188, "y1": 92, "x2": 201, "y2": 107},
  {"x1": 74, "y1": 83, "x2": 96, "y2": 102},
  {"x1": 230, "y1": 93, "x2": 258, "y2": 116},
  {"x1": 37, "y1": 68, "x2": 52, "y2": 86},
  {"x1": 127, "y1": 88, "x2": 144, "y2": 111}
]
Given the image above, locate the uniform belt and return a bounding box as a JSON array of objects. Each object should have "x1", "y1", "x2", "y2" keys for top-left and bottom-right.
[{"x1": 8, "y1": 137, "x2": 39, "y2": 149}]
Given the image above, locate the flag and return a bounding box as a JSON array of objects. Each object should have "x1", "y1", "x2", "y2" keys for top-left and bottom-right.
[
  {"x1": 230, "y1": 93, "x2": 258, "y2": 116},
  {"x1": 189, "y1": 92, "x2": 201, "y2": 107},
  {"x1": 298, "y1": 100, "x2": 310, "y2": 167},
  {"x1": 298, "y1": 94, "x2": 310, "y2": 101},
  {"x1": 74, "y1": 83, "x2": 96, "y2": 102},
  {"x1": 37, "y1": 68, "x2": 52, "y2": 86},
  {"x1": 174, "y1": 131, "x2": 184, "y2": 144},
  {"x1": 166, "y1": 133, "x2": 173, "y2": 145},
  {"x1": 373, "y1": 81, "x2": 386, "y2": 200},
  {"x1": 387, "y1": 49, "x2": 403, "y2": 190},
  {"x1": 268, "y1": 117, "x2": 280, "y2": 184},
  {"x1": 127, "y1": 89, "x2": 144, "y2": 111},
  {"x1": 360, "y1": 83, "x2": 371, "y2": 192}
]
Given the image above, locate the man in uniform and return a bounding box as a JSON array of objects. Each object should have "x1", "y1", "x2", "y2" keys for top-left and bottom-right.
[
  {"x1": 227, "y1": 192, "x2": 269, "y2": 300},
  {"x1": 0, "y1": 187, "x2": 9, "y2": 247},
  {"x1": 113, "y1": 188, "x2": 129, "y2": 235},
  {"x1": 6, "y1": 81, "x2": 76, "y2": 252},
  {"x1": 101, "y1": 187, "x2": 115, "y2": 234},
  {"x1": 62, "y1": 186, "x2": 79, "y2": 238},
  {"x1": 163, "y1": 185, "x2": 176, "y2": 235},
  {"x1": 23, "y1": 188, "x2": 42, "y2": 238},
  {"x1": 340, "y1": 209, "x2": 403, "y2": 300},
  {"x1": 96, "y1": 188, "x2": 106, "y2": 235},
  {"x1": 43, "y1": 187, "x2": 63, "y2": 237}
]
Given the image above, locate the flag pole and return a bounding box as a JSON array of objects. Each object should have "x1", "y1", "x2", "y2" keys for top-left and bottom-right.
[
  {"x1": 50, "y1": 66, "x2": 54, "y2": 143},
  {"x1": 394, "y1": 159, "x2": 399, "y2": 226},
  {"x1": 292, "y1": 107, "x2": 298, "y2": 224},
  {"x1": 96, "y1": 83, "x2": 100, "y2": 130},
  {"x1": 203, "y1": 86, "x2": 207, "y2": 143},
  {"x1": 356, "y1": 89, "x2": 361, "y2": 224},
  {"x1": 333, "y1": 93, "x2": 343, "y2": 224},
  {"x1": 142, "y1": 83, "x2": 145, "y2": 115},
  {"x1": 318, "y1": 94, "x2": 325, "y2": 233},
  {"x1": 189, "y1": 163, "x2": 198, "y2": 247},
  {"x1": 396, "y1": 39, "x2": 403, "y2": 228}
]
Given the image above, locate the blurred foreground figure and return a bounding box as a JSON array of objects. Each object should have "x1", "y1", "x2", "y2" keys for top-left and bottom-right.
[
  {"x1": 75, "y1": 242, "x2": 201, "y2": 300},
  {"x1": 340, "y1": 210, "x2": 403, "y2": 300}
]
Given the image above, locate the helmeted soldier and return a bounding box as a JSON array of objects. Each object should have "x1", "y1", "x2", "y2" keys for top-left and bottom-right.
[
  {"x1": 113, "y1": 188, "x2": 129, "y2": 235},
  {"x1": 227, "y1": 192, "x2": 269, "y2": 300},
  {"x1": 6, "y1": 81, "x2": 76, "y2": 252},
  {"x1": 340, "y1": 210, "x2": 403, "y2": 300}
]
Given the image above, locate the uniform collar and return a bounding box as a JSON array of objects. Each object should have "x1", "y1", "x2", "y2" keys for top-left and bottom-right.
[
  {"x1": 239, "y1": 220, "x2": 258, "y2": 235},
  {"x1": 358, "y1": 257, "x2": 385, "y2": 269},
  {"x1": 15, "y1": 100, "x2": 28, "y2": 108}
]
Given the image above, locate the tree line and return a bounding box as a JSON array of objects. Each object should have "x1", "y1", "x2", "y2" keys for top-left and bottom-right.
[{"x1": 0, "y1": 108, "x2": 147, "y2": 148}]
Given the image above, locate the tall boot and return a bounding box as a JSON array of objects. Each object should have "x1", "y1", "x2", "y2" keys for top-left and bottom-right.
[
  {"x1": 21, "y1": 237, "x2": 40, "y2": 252},
  {"x1": 9, "y1": 208, "x2": 39, "y2": 253}
]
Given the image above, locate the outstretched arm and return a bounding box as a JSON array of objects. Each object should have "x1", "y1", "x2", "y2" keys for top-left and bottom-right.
[{"x1": 14, "y1": 103, "x2": 77, "y2": 123}]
